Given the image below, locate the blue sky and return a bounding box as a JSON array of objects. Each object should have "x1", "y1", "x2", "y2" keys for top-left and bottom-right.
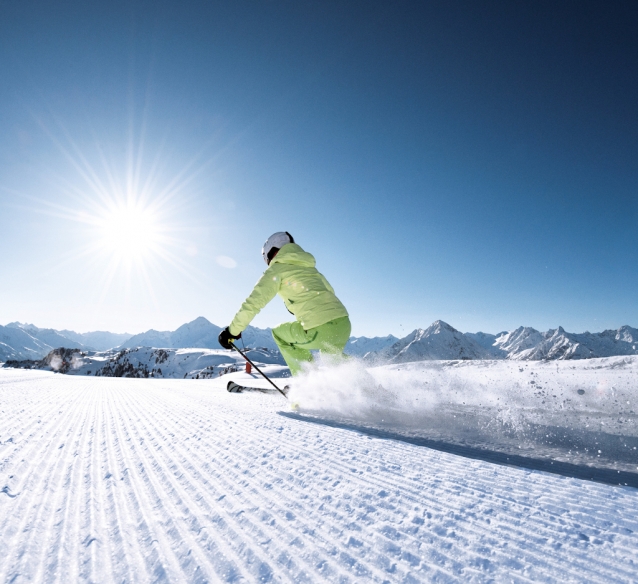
[{"x1": 0, "y1": 1, "x2": 636, "y2": 337}]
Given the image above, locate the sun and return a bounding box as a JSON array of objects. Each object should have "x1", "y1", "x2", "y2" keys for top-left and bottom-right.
[
  {"x1": 98, "y1": 201, "x2": 162, "y2": 261},
  {"x1": 26, "y1": 110, "x2": 215, "y2": 303}
]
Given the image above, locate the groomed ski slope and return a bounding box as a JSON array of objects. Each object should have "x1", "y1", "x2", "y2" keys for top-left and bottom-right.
[{"x1": 1, "y1": 366, "x2": 637, "y2": 583}]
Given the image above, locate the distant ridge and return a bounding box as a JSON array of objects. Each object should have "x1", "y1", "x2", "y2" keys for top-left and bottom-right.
[
  {"x1": 1, "y1": 318, "x2": 637, "y2": 364},
  {"x1": 344, "y1": 334, "x2": 399, "y2": 357},
  {"x1": 119, "y1": 317, "x2": 279, "y2": 352},
  {"x1": 4, "y1": 322, "x2": 132, "y2": 353}
]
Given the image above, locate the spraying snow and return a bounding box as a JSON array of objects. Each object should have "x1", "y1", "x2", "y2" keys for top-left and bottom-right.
[{"x1": 288, "y1": 356, "x2": 638, "y2": 475}]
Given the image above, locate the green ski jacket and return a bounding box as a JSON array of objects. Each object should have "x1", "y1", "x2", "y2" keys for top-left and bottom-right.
[{"x1": 229, "y1": 243, "x2": 348, "y2": 336}]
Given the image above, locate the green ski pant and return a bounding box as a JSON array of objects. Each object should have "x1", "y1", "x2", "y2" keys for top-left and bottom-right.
[{"x1": 271, "y1": 316, "x2": 351, "y2": 376}]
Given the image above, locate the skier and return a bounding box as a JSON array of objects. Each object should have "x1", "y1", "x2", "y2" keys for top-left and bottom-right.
[{"x1": 218, "y1": 232, "x2": 351, "y2": 375}]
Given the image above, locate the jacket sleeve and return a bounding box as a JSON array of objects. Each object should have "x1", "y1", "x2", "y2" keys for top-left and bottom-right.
[
  {"x1": 319, "y1": 273, "x2": 335, "y2": 295},
  {"x1": 229, "y1": 267, "x2": 281, "y2": 335}
]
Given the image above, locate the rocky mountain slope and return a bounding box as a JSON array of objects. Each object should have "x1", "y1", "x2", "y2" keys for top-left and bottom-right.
[{"x1": 3, "y1": 345, "x2": 286, "y2": 378}]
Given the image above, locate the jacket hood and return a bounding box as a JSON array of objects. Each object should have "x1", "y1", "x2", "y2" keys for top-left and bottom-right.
[{"x1": 271, "y1": 243, "x2": 316, "y2": 268}]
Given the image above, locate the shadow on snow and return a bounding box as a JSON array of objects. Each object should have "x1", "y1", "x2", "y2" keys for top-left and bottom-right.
[{"x1": 278, "y1": 412, "x2": 638, "y2": 489}]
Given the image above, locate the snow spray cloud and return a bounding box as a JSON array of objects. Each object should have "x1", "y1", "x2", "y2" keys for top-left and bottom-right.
[
  {"x1": 70, "y1": 353, "x2": 84, "y2": 370},
  {"x1": 287, "y1": 355, "x2": 438, "y2": 425},
  {"x1": 46, "y1": 349, "x2": 84, "y2": 372},
  {"x1": 49, "y1": 354, "x2": 63, "y2": 372},
  {"x1": 288, "y1": 358, "x2": 388, "y2": 420},
  {"x1": 288, "y1": 356, "x2": 638, "y2": 472}
]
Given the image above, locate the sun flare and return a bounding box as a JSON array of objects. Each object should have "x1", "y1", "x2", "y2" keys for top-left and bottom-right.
[
  {"x1": 29, "y1": 113, "x2": 210, "y2": 304},
  {"x1": 99, "y1": 202, "x2": 161, "y2": 260}
]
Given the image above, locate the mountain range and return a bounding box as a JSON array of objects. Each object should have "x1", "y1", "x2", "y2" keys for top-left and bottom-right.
[
  {"x1": 118, "y1": 317, "x2": 281, "y2": 353},
  {"x1": 0, "y1": 318, "x2": 282, "y2": 361},
  {"x1": 0, "y1": 322, "x2": 132, "y2": 361},
  {"x1": 1, "y1": 318, "x2": 637, "y2": 364},
  {"x1": 367, "y1": 321, "x2": 638, "y2": 363}
]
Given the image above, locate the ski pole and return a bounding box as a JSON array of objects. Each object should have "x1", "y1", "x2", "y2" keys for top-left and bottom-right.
[{"x1": 230, "y1": 342, "x2": 288, "y2": 399}]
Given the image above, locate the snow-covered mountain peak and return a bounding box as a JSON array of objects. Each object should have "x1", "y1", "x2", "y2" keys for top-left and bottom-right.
[
  {"x1": 403, "y1": 328, "x2": 423, "y2": 341},
  {"x1": 6, "y1": 322, "x2": 38, "y2": 330},
  {"x1": 171, "y1": 317, "x2": 222, "y2": 348},
  {"x1": 181, "y1": 316, "x2": 212, "y2": 328},
  {"x1": 424, "y1": 320, "x2": 457, "y2": 335},
  {"x1": 371, "y1": 320, "x2": 490, "y2": 363},
  {"x1": 494, "y1": 326, "x2": 543, "y2": 354},
  {"x1": 615, "y1": 325, "x2": 638, "y2": 343},
  {"x1": 402, "y1": 321, "x2": 462, "y2": 345}
]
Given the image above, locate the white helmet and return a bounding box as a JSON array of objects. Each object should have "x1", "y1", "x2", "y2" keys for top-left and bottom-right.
[{"x1": 262, "y1": 231, "x2": 294, "y2": 265}]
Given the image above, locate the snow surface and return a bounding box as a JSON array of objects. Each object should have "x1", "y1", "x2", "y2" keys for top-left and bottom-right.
[
  {"x1": 289, "y1": 356, "x2": 638, "y2": 477},
  {"x1": 1, "y1": 357, "x2": 637, "y2": 582}
]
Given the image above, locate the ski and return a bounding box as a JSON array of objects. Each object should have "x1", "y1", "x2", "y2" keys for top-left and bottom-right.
[
  {"x1": 227, "y1": 380, "x2": 289, "y2": 394},
  {"x1": 227, "y1": 381, "x2": 266, "y2": 393}
]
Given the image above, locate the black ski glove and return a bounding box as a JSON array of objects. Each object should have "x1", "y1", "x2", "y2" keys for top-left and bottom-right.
[{"x1": 218, "y1": 326, "x2": 241, "y2": 350}]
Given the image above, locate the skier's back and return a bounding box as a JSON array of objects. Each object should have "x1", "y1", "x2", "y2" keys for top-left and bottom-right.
[{"x1": 218, "y1": 232, "x2": 351, "y2": 375}]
